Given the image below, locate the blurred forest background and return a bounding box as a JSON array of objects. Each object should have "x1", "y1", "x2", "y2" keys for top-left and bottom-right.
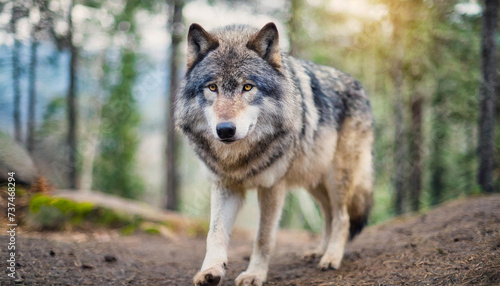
[{"x1": 0, "y1": 0, "x2": 498, "y2": 231}]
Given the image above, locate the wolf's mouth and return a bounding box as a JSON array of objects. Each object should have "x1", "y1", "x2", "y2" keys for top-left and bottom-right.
[{"x1": 220, "y1": 139, "x2": 236, "y2": 144}]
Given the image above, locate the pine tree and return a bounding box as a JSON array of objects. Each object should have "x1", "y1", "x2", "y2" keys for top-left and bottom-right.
[
  {"x1": 165, "y1": 0, "x2": 184, "y2": 210},
  {"x1": 477, "y1": 0, "x2": 498, "y2": 193}
]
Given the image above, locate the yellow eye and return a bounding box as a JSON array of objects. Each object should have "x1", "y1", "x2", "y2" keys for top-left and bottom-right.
[
  {"x1": 243, "y1": 84, "x2": 253, "y2": 91},
  {"x1": 208, "y1": 84, "x2": 217, "y2": 92}
]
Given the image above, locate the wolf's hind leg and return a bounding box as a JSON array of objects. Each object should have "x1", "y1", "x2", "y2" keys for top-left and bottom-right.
[
  {"x1": 319, "y1": 118, "x2": 374, "y2": 270},
  {"x1": 303, "y1": 184, "x2": 332, "y2": 261},
  {"x1": 193, "y1": 184, "x2": 243, "y2": 286},
  {"x1": 235, "y1": 183, "x2": 286, "y2": 286}
]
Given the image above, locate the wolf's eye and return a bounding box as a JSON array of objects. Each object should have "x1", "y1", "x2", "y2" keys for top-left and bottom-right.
[
  {"x1": 243, "y1": 84, "x2": 253, "y2": 91},
  {"x1": 208, "y1": 84, "x2": 217, "y2": 92}
]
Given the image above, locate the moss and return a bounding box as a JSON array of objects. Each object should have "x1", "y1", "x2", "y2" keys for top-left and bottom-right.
[
  {"x1": 92, "y1": 208, "x2": 135, "y2": 228},
  {"x1": 30, "y1": 194, "x2": 93, "y2": 216},
  {"x1": 143, "y1": 227, "x2": 161, "y2": 235},
  {"x1": 120, "y1": 224, "x2": 138, "y2": 236},
  {"x1": 28, "y1": 194, "x2": 143, "y2": 232},
  {"x1": 29, "y1": 194, "x2": 95, "y2": 229},
  {"x1": 32, "y1": 205, "x2": 66, "y2": 230},
  {"x1": 29, "y1": 194, "x2": 54, "y2": 213}
]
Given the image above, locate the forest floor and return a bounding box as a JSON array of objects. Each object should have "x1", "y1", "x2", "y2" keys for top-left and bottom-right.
[{"x1": 0, "y1": 195, "x2": 499, "y2": 285}]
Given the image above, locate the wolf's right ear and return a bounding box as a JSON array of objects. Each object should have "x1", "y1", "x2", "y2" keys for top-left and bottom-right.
[{"x1": 187, "y1": 24, "x2": 219, "y2": 70}]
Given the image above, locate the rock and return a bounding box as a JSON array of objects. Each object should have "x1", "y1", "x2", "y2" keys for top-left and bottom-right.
[{"x1": 0, "y1": 131, "x2": 37, "y2": 186}]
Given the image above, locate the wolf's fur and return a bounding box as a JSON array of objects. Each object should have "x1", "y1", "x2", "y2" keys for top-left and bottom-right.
[{"x1": 175, "y1": 23, "x2": 374, "y2": 286}]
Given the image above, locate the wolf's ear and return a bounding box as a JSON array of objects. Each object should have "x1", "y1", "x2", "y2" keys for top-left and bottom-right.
[
  {"x1": 187, "y1": 23, "x2": 219, "y2": 70},
  {"x1": 247, "y1": 22, "x2": 281, "y2": 71}
]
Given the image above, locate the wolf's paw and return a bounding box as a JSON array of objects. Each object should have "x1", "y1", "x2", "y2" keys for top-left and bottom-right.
[
  {"x1": 303, "y1": 248, "x2": 324, "y2": 262},
  {"x1": 318, "y1": 252, "x2": 342, "y2": 271},
  {"x1": 235, "y1": 271, "x2": 264, "y2": 286},
  {"x1": 193, "y1": 267, "x2": 224, "y2": 286}
]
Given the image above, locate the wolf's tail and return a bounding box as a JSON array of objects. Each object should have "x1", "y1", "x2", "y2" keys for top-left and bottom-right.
[
  {"x1": 335, "y1": 115, "x2": 374, "y2": 241},
  {"x1": 348, "y1": 189, "x2": 373, "y2": 240}
]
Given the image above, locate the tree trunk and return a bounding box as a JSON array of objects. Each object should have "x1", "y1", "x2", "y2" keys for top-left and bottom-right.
[
  {"x1": 27, "y1": 35, "x2": 39, "y2": 153},
  {"x1": 287, "y1": 0, "x2": 303, "y2": 57},
  {"x1": 393, "y1": 68, "x2": 405, "y2": 214},
  {"x1": 165, "y1": 0, "x2": 183, "y2": 210},
  {"x1": 409, "y1": 92, "x2": 423, "y2": 212},
  {"x1": 430, "y1": 79, "x2": 447, "y2": 205},
  {"x1": 10, "y1": 5, "x2": 22, "y2": 143},
  {"x1": 80, "y1": 50, "x2": 107, "y2": 192},
  {"x1": 392, "y1": 17, "x2": 406, "y2": 215},
  {"x1": 477, "y1": 0, "x2": 498, "y2": 193},
  {"x1": 67, "y1": 0, "x2": 78, "y2": 189}
]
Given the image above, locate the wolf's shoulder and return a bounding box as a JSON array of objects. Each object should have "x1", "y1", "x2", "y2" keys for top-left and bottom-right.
[
  {"x1": 282, "y1": 55, "x2": 371, "y2": 124},
  {"x1": 283, "y1": 55, "x2": 367, "y2": 98}
]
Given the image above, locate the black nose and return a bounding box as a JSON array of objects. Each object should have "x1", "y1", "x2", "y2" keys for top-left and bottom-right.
[{"x1": 216, "y1": 122, "x2": 236, "y2": 140}]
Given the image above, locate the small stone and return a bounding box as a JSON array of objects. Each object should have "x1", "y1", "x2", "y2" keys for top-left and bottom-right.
[
  {"x1": 104, "y1": 255, "x2": 117, "y2": 263},
  {"x1": 82, "y1": 264, "x2": 94, "y2": 269}
]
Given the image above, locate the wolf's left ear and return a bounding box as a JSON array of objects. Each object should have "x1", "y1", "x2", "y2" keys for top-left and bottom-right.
[
  {"x1": 247, "y1": 22, "x2": 281, "y2": 71},
  {"x1": 187, "y1": 23, "x2": 219, "y2": 70}
]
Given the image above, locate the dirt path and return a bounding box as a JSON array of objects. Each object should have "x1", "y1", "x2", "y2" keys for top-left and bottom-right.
[{"x1": 1, "y1": 195, "x2": 499, "y2": 285}]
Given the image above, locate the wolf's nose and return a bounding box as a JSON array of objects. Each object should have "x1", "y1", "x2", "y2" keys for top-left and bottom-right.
[{"x1": 216, "y1": 122, "x2": 236, "y2": 140}]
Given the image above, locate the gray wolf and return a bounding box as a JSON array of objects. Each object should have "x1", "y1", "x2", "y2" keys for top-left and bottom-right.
[{"x1": 175, "y1": 22, "x2": 374, "y2": 286}]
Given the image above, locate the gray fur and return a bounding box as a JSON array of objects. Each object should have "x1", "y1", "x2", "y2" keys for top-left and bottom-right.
[
  {"x1": 175, "y1": 23, "x2": 374, "y2": 286},
  {"x1": 175, "y1": 24, "x2": 372, "y2": 184}
]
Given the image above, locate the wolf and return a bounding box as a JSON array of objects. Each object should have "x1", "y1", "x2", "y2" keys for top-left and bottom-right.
[{"x1": 174, "y1": 22, "x2": 374, "y2": 286}]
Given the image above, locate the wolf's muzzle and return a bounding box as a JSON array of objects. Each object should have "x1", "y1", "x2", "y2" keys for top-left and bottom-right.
[{"x1": 216, "y1": 122, "x2": 236, "y2": 142}]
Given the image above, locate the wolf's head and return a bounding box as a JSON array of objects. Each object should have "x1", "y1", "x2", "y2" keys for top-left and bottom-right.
[{"x1": 175, "y1": 23, "x2": 291, "y2": 145}]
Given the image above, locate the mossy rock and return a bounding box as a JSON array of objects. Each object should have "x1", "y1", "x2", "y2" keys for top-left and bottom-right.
[{"x1": 28, "y1": 194, "x2": 142, "y2": 231}]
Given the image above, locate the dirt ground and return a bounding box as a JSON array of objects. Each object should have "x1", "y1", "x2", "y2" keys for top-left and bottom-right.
[{"x1": 1, "y1": 195, "x2": 499, "y2": 285}]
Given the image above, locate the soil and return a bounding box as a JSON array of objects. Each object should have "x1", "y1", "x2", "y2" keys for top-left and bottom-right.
[{"x1": 1, "y1": 195, "x2": 499, "y2": 286}]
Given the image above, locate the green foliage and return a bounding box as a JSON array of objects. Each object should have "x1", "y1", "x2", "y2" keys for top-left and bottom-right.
[
  {"x1": 92, "y1": 50, "x2": 144, "y2": 199},
  {"x1": 38, "y1": 96, "x2": 65, "y2": 136},
  {"x1": 92, "y1": 0, "x2": 145, "y2": 199},
  {"x1": 370, "y1": 180, "x2": 396, "y2": 224},
  {"x1": 280, "y1": 191, "x2": 322, "y2": 232},
  {"x1": 92, "y1": 207, "x2": 143, "y2": 228},
  {"x1": 143, "y1": 226, "x2": 161, "y2": 235}
]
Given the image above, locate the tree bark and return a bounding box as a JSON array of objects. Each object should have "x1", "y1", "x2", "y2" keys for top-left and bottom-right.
[
  {"x1": 409, "y1": 93, "x2": 423, "y2": 212},
  {"x1": 27, "y1": 33, "x2": 39, "y2": 153},
  {"x1": 165, "y1": 0, "x2": 183, "y2": 210},
  {"x1": 80, "y1": 50, "x2": 107, "y2": 192},
  {"x1": 10, "y1": 4, "x2": 22, "y2": 143},
  {"x1": 287, "y1": 0, "x2": 302, "y2": 57},
  {"x1": 430, "y1": 79, "x2": 447, "y2": 205},
  {"x1": 393, "y1": 66, "x2": 405, "y2": 215},
  {"x1": 477, "y1": 0, "x2": 498, "y2": 193},
  {"x1": 391, "y1": 13, "x2": 406, "y2": 215},
  {"x1": 67, "y1": 0, "x2": 78, "y2": 189}
]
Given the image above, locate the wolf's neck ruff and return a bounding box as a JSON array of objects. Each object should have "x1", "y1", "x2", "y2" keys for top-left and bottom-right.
[{"x1": 181, "y1": 118, "x2": 297, "y2": 184}]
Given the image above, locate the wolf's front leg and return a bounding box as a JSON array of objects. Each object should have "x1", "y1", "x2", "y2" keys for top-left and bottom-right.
[
  {"x1": 193, "y1": 184, "x2": 243, "y2": 286},
  {"x1": 235, "y1": 183, "x2": 286, "y2": 286}
]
